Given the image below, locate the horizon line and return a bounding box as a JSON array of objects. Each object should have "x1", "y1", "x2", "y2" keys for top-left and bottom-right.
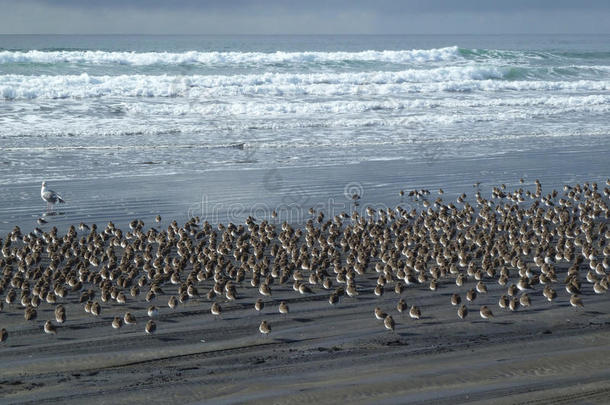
[{"x1": 1, "y1": 32, "x2": 609, "y2": 36}]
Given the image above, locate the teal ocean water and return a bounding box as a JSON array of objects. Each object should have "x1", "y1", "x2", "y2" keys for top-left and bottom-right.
[{"x1": 0, "y1": 35, "x2": 609, "y2": 185}]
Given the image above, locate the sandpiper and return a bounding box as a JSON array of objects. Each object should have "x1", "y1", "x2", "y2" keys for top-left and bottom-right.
[
  {"x1": 124, "y1": 312, "x2": 136, "y2": 325},
  {"x1": 346, "y1": 284, "x2": 359, "y2": 297},
  {"x1": 480, "y1": 306, "x2": 494, "y2": 319},
  {"x1": 211, "y1": 302, "x2": 222, "y2": 317},
  {"x1": 396, "y1": 298, "x2": 407, "y2": 313},
  {"x1": 570, "y1": 294, "x2": 584, "y2": 308},
  {"x1": 112, "y1": 316, "x2": 123, "y2": 329},
  {"x1": 259, "y1": 283, "x2": 272, "y2": 297},
  {"x1": 44, "y1": 320, "x2": 57, "y2": 335},
  {"x1": 519, "y1": 293, "x2": 531, "y2": 308},
  {"x1": 24, "y1": 306, "x2": 37, "y2": 321},
  {"x1": 409, "y1": 305, "x2": 421, "y2": 320},
  {"x1": 384, "y1": 315, "x2": 395, "y2": 331},
  {"x1": 508, "y1": 297, "x2": 519, "y2": 311},
  {"x1": 374, "y1": 306, "x2": 387, "y2": 320},
  {"x1": 147, "y1": 305, "x2": 159, "y2": 318},
  {"x1": 543, "y1": 286, "x2": 557, "y2": 302},
  {"x1": 458, "y1": 304, "x2": 468, "y2": 319},
  {"x1": 466, "y1": 289, "x2": 477, "y2": 302},
  {"x1": 116, "y1": 292, "x2": 127, "y2": 304},
  {"x1": 278, "y1": 301, "x2": 289, "y2": 315},
  {"x1": 475, "y1": 281, "x2": 487, "y2": 294},
  {"x1": 91, "y1": 301, "x2": 101, "y2": 316},
  {"x1": 259, "y1": 320, "x2": 271, "y2": 335},
  {"x1": 255, "y1": 298, "x2": 264, "y2": 312},
  {"x1": 55, "y1": 305, "x2": 66, "y2": 323},
  {"x1": 145, "y1": 320, "x2": 156, "y2": 334},
  {"x1": 298, "y1": 283, "x2": 313, "y2": 295},
  {"x1": 593, "y1": 281, "x2": 607, "y2": 294}
]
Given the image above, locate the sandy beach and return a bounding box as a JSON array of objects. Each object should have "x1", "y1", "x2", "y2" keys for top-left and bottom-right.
[
  {"x1": 1, "y1": 141, "x2": 609, "y2": 404},
  {"x1": 1, "y1": 271, "x2": 609, "y2": 405}
]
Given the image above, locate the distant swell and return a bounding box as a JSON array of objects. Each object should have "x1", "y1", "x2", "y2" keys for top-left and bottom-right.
[{"x1": 0, "y1": 47, "x2": 460, "y2": 66}]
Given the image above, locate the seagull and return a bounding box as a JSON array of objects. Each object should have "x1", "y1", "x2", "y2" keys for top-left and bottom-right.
[{"x1": 41, "y1": 181, "x2": 65, "y2": 211}]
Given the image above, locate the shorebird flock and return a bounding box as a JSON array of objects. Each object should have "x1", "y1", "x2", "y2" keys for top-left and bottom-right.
[{"x1": 0, "y1": 179, "x2": 609, "y2": 342}]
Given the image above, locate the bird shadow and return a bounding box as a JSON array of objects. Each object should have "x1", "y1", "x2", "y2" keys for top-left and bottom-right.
[
  {"x1": 385, "y1": 336, "x2": 411, "y2": 345},
  {"x1": 273, "y1": 337, "x2": 302, "y2": 344},
  {"x1": 353, "y1": 296, "x2": 376, "y2": 303},
  {"x1": 420, "y1": 320, "x2": 442, "y2": 326},
  {"x1": 41, "y1": 211, "x2": 65, "y2": 217},
  {"x1": 292, "y1": 318, "x2": 313, "y2": 323},
  {"x1": 67, "y1": 325, "x2": 89, "y2": 330},
  {"x1": 527, "y1": 307, "x2": 549, "y2": 313},
  {"x1": 492, "y1": 321, "x2": 513, "y2": 325},
  {"x1": 157, "y1": 336, "x2": 181, "y2": 342},
  {"x1": 220, "y1": 316, "x2": 242, "y2": 321}
]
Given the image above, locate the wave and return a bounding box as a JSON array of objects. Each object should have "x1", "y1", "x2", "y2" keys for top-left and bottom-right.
[
  {"x1": 115, "y1": 94, "x2": 610, "y2": 117},
  {"x1": 2, "y1": 103, "x2": 608, "y2": 142},
  {"x1": 460, "y1": 48, "x2": 610, "y2": 62},
  {"x1": 0, "y1": 46, "x2": 460, "y2": 66},
  {"x1": 0, "y1": 143, "x2": 246, "y2": 152},
  {"x1": 2, "y1": 69, "x2": 609, "y2": 100},
  {"x1": 2, "y1": 127, "x2": 608, "y2": 153},
  {"x1": 3, "y1": 47, "x2": 608, "y2": 69}
]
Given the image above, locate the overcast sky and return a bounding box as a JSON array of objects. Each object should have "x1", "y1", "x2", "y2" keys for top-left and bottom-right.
[{"x1": 1, "y1": 0, "x2": 609, "y2": 35}]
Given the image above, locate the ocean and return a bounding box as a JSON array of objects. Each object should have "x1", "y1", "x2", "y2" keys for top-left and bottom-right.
[{"x1": 0, "y1": 34, "x2": 609, "y2": 187}]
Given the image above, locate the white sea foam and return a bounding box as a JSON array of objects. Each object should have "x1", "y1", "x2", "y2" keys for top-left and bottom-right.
[
  {"x1": 2, "y1": 102, "x2": 608, "y2": 144},
  {"x1": 2, "y1": 69, "x2": 609, "y2": 100},
  {"x1": 117, "y1": 94, "x2": 610, "y2": 117},
  {"x1": 0, "y1": 47, "x2": 460, "y2": 66}
]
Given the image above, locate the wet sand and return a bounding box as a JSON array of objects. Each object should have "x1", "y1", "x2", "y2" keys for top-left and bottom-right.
[
  {"x1": 1, "y1": 142, "x2": 608, "y2": 234},
  {"x1": 0, "y1": 265, "x2": 608, "y2": 404},
  {"x1": 0, "y1": 143, "x2": 609, "y2": 404}
]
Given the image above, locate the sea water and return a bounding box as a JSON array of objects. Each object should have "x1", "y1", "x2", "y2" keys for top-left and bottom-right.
[{"x1": 0, "y1": 34, "x2": 609, "y2": 186}]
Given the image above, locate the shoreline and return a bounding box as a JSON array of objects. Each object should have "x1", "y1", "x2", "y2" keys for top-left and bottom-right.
[{"x1": 1, "y1": 141, "x2": 608, "y2": 235}]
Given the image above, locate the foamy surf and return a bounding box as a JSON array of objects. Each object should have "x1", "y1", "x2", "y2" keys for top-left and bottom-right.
[
  {"x1": 0, "y1": 35, "x2": 609, "y2": 186},
  {"x1": 2, "y1": 70, "x2": 609, "y2": 100}
]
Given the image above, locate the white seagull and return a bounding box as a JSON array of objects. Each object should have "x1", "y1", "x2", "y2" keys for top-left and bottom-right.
[{"x1": 41, "y1": 181, "x2": 65, "y2": 211}]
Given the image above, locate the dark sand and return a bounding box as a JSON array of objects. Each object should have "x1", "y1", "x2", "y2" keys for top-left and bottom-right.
[
  {"x1": 1, "y1": 264, "x2": 609, "y2": 404},
  {"x1": 0, "y1": 143, "x2": 609, "y2": 404}
]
